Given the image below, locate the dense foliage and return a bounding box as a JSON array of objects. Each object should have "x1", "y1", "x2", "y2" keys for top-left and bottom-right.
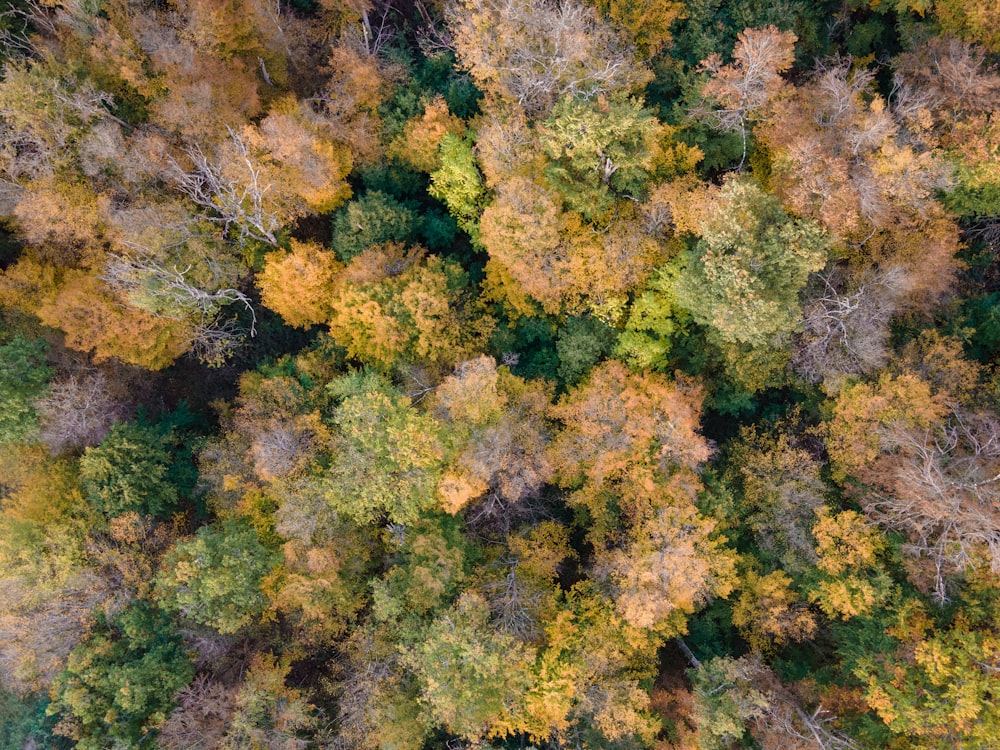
[{"x1": 1, "y1": 0, "x2": 1000, "y2": 748}]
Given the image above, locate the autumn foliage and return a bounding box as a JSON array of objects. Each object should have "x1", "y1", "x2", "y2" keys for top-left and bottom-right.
[{"x1": 1, "y1": 2, "x2": 1000, "y2": 749}]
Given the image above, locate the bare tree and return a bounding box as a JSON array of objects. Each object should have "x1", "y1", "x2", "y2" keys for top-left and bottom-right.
[
  {"x1": 447, "y1": 0, "x2": 648, "y2": 117},
  {"x1": 102, "y1": 252, "x2": 255, "y2": 330},
  {"x1": 250, "y1": 420, "x2": 318, "y2": 482},
  {"x1": 168, "y1": 127, "x2": 283, "y2": 246},
  {"x1": 482, "y1": 559, "x2": 543, "y2": 641},
  {"x1": 34, "y1": 371, "x2": 129, "y2": 454},
  {"x1": 892, "y1": 35, "x2": 1000, "y2": 131},
  {"x1": 0, "y1": 570, "x2": 111, "y2": 695},
  {"x1": 875, "y1": 406, "x2": 1000, "y2": 602},
  {"x1": 694, "y1": 25, "x2": 798, "y2": 168},
  {"x1": 159, "y1": 675, "x2": 236, "y2": 750},
  {"x1": 793, "y1": 265, "x2": 909, "y2": 386}
]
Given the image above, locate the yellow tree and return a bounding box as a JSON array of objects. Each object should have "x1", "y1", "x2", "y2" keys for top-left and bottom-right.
[
  {"x1": 327, "y1": 243, "x2": 493, "y2": 372},
  {"x1": 389, "y1": 95, "x2": 466, "y2": 173},
  {"x1": 258, "y1": 239, "x2": 342, "y2": 329}
]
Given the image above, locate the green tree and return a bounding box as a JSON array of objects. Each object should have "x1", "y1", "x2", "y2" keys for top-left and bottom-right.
[
  {"x1": 428, "y1": 133, "x2": 488, "y2": 241},
  {"x1": 555, "y1": 315, "x2": 617, "y2": 386},
  {"x1": 615, "y1": 262, "x2": 691, "y2": 371},
  {"x1": 323, "y1": 371, "x2": 446, "y2": 525},
  {"x1": 330, "y1": 191, "x2": 419, "y2": 262},
  {"x1": 689, "y1": 655, "x2": 771, "y2": 750},
  {"x1": 79, "y1": 421, "x2": 179, "y2": 518},
  {"x1": 538, "y1": 93, "x2": 664, "y2": 220},
  {"x1": 49, "y1": 602, "x2": 193, "y2": 750},
  {"x1": 673, "y1": 178, "x2": 830, "y2": 347},
  {"x1": 155, "y1": 521, "x2": 280, "y2": 634},
  {"x1": 403, "y1": 592, "x2": 535, "y2": 741},
  {"x1": 0, "y1": 336, "x2": 51, "y2": 444}
]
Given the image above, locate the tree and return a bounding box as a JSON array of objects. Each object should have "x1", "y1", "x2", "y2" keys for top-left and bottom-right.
[
  {"x1": 389, "y1": 95, "x2": 466, "y2": 173},
  {"x1": 0, "y1": 336, "x2": 51, "y2": 444},
  {"x1": 257, "y1": 239, "x2": 342, "y2": 329},
  {"x1": 100, "y1": 250, "x2": 257, "y2": 368},
  {"x1": 694, "y1": 25, "x2": 798, "y2": 167},
  {"x1": 479, "y1": 175, "x2": 569, "y2": 314},
  {"x1": 537, "y1": 93, "x2": 665, "y2": 220},
  {"x1": 403, "y1": 592, "x2": 535, "y2": 741},
  {"x1": 590, "y1": 0, "x2": 684, "y2": 57},
  {"x1": 759, "y1": 58, "x2": 954, "y2": 247},
  {"x1": 428, "y1": 132, "x2": 488, "y2": 240},
  {"x1": 334, "y1": 627, "x2": 432, "y2": 750},
  {"x1": 809, "y1": 508, "x2": 891, "y2": 620},
  {"x1": 330, "y1": 190, "x2": 419, "y2": 262},
  {"x1": 792, "y1": 265, "x2": 909, "y2": 389},
  {"x1": 725, "y1": 427, "x2": 826, "y2": 572},
  {"x1": 480, "y1": 179, "x2": 663, "y2": 316},
  {"x1": 322, "y1": 371, "x2": 446, "y2": 525},
  {"x1": 34, "y1": 371, "x2": 130, "y2": 455},
  {"x1": 169, "y1": 122, "x2": 338, "y2": 248},
  {"x1": 891, "y1": 36, "x2": 1000, "y2": 139},
  {"x1": 255, "y1": 96, "x2": 353, "y2": 214},
  {"x1": 549, "y1": 360, "x2": 710, "y2": 490},
  {"x1": 614, "y1": 263, "x2": 691, "y2": 372},
  {"x1": 36, "y1": 271, "x2": 192, "y2": 370},
  {"x1": 731, "y1": 569, "x2": 817, "y2": 654},
  {"x1": 673, "y1": 177, "x2": 830, "y2": 347},
  {"x1": 825, "y1": 370, "x2": 1000, "y2": 599},
  {"x1": 855, "y1": 597, "x2": 1000, "y2": 748},
  {"x1": 447, "y1": 0, "x2": 650, "y2": 116},
  {"x1": 431, "y1": 356, "x2": 554, "y2": 519},
  {"x1": 326, "y1": 243, "x2": 492, "y2": 372},
  {"x1": 49, "y1": 602, "x2": 194, "y2": 750},
  {"x1": 934, "y1": 0, "x2": 1000, "y2": 52},
  {"x1": 690, "y1": 655, "x2": 859, "y2": 750},
  {"x1": 538, "y1": 582, "x2": 663, "y2": 744},
  {"x1": 219, "y1": 652, "x2": 322, "y2": 750},
  {"x1": 155, "y1": 521, "x2": 280, "y2": 634},
  {"x1": 311, "y1": 43, "x2": 391, "y2": 162},
  {"x1": 599, "y1": 499, "x2": 737, "y2": 635},
  {"x1": 0, "y1": 447, "x2": 107, "y2": 694},
  {"x1": 689, "y1": 655, "x2": 771, "y2": 750},
  {"x1": 79, "y1": 421, "x2": 179, "y2": 518},
  {"x1": 556, "y1": 315, "x2": 618, "y2": 386},
  {"x1": 158, "y1": 675, "x2": 236, "y2": 750},
  {"x1": 197, "y1": 368, "x2": 329, "y2": 499}
]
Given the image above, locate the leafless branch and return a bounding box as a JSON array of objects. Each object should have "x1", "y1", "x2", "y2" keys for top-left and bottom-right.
[{"x1": 168, "y1": 127, "x2": 281, "y2": 246}]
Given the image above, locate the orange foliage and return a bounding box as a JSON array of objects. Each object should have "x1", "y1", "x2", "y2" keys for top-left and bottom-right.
[
  {"x1": 549, "y1": 361, "x2": 710, "y2": 488},
  {"x1": 480, "y1": 179, "x2": 662, "y2": 317},
  {"x1": 255, "y1": 98, "x2": 354, "y2": 213},
  {"x1": 36, "y1": 272, "x2": 191, "y2": 370},
  {"x1": 601, "y1": 499, "x2": 737, "y2": 634},
  {"x1": 389, "y1": 96, "x2": 466, "y2": 173},
  {"x1": 432, "y1": 356, "x2": 554, "y2": 513},
  {"x1": 258, "y1": 239, "x2": 343, "y2": 328}
]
